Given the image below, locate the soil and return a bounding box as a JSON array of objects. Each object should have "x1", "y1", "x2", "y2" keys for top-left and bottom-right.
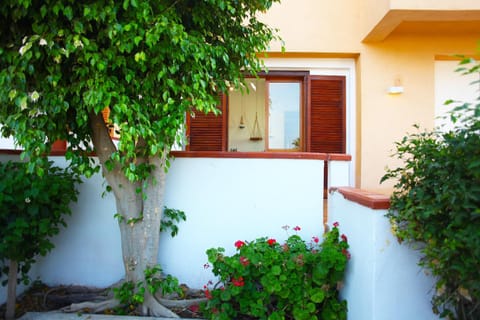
[{"x1": 0, "y1": 282, "x2": 205, "y2": 320}]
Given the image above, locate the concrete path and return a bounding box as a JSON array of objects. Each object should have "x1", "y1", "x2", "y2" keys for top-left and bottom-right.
[{"x1": 19, "y1": 312, "x2": 200, "y2": 320}]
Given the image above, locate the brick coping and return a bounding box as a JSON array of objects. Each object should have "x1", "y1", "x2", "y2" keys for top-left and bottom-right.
[{"x1": 331, "y1": 186, "x2": 391, "y2": 210}]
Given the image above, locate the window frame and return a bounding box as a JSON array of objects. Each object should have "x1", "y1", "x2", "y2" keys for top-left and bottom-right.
[
  {"x1": 185, "y1": 71, "x2": 347, "y2": 156},
  {"x1": 264, "y1": 78, "x2": 305, "y2": 152}
]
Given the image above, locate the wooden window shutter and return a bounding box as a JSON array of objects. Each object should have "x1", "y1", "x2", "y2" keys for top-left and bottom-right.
[
  {"x1": 186, "y1": 94, "x2": 227, "y2": 151},
  {"x1": 307, "y1": 76, "x2": 346, "y2": 153}
]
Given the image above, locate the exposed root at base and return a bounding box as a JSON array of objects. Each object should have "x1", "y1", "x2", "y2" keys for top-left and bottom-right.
[
  {"x1": 54, "y1": 284, "x2": 206, "y2": 318},
  {"x1": 158, "y1": 297, "x2": 208, "y2": 309},
  {"x1": 61, "y1": 298, "x2": 120, "y2": 313},
  {"x1": 138, "y1": 293, "x2": 179, "y2": 318}
]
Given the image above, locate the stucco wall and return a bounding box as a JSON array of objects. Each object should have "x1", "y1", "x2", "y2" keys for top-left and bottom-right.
[
  {"x1": 0, "y1": 154, "x2": 327, "y2": 304},
  {"x1": 259, "y1": 0, "x2": 480, "y2": 192},
  {"x1": 359, "y1": 34, "x2": 479, "y2": 191},
  {"x1": 328, "y1": 190, "x2": 439, "y2": 320}
]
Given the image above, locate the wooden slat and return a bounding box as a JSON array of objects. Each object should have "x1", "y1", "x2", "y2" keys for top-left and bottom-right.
[
  {"x1": 186, "y1": 95, "x2": 227, "y2": 151},
  {"x1": 307, "y1": 76, "x2": 346, "y2": 153}
]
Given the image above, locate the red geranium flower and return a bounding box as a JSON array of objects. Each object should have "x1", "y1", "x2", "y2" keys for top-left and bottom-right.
[
  {"x1": 293, "y1": 226, "x2": 301, "y2": 231},
  {"x1": 232, "y1": 277, "x2": 245, "y2": 287},
  {"x1": 333, "y1": 221, "x2": 339, "y2": 228},
  {"x1": 235, "y1": 240, "x2": 245, "y2": 249},
  {"x1": 204, "y1": 288, "x2": 212, "y2": 300},
  {"x1": 240, "y1": 256, "x2": 250, "y2": 266},
  {"x1": 341, "y1": 234, "x2": 348, "y2": 242},
  {"x1": 267, "y1": 238, "x2": 276, "y2": 246},
  {"x1": 189, "y1": 304, "x2": 199, "y2": 313},
  {"x1": 342, "y1": 248, "x2": 351, "y2": 260},
  {"x1": 312, "y1": 236, "x2": 320, "y2": 243}
]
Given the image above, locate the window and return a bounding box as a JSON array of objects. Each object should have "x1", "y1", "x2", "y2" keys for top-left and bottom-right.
[{"x1": 186, "y1": 72, "x2": 346, "y2": 154}]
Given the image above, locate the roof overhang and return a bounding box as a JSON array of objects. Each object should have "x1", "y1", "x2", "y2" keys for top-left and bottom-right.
[{"x1": 363, "y1": 9, "x2": 480, "y2": 42}]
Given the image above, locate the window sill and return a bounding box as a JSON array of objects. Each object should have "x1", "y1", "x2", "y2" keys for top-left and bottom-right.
[
  {"x1": 170, "y1": 151, "x2": 351, "y2": 161},
  {"x1": 0, "y1": 149, "x2": 352, "y2": 161}
]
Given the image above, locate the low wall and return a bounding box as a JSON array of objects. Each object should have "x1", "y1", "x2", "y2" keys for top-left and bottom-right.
[
  {"x1": 0, "y1": 154, "x2": 330, "y2": 304},
  {"x1": 328, "y1": 187, "x2": 439, "y2": 320}
]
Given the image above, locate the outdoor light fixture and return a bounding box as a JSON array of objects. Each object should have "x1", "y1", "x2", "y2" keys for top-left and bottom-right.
[{"x1": 388, "y1": 77, "x2": 404, "y2": 95}]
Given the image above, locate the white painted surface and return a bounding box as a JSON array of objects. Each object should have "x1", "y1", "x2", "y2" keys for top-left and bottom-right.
[
  {"x1": 0, "y1": 133, "x2": 19, "y2": 150},
  {"x1": 0, "y1": 155, "x2": 325, "y2": 304},
  {"x1": 329, "y1": 160, "x2": 351, "y2": 187},
  {"x1": 160, "y1": 157, "x2": 325, "y2": 288},
  {"x1": 328, "y1": 191, "x2": 439, "y2": 320},
  {"x1": 434, "y1": 60, "x2": 479, "y2": 132}
]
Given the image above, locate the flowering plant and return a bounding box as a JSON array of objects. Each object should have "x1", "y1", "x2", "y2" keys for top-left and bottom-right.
[{"x1": 202, "y1": 224, "x2": 349, "y2": 319}]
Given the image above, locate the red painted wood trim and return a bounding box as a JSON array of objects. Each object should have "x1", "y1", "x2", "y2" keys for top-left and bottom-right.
[
  {"x1": 332, "y1": 186, "x2": 390, "y2": 210},
  {"x1": 0, "y1": 149, "x2": 77, "y2": 156},
  {"x1": 170, "y1": 151, "x2": 351, "y2": 161},
  {"x1": 1, "y1": 149, "x2": 352, "y2": 161}
]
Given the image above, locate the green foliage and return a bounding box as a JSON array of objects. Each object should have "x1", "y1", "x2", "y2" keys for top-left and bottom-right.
[
  {"x1": 0, "y1": 0, "x2": 281, "y2": 179},
  {"x1": 113, "y1": 264, "x2": 182, "y2": 314},
  {"x1": 381, "y1": 58, "x2": 480, "y2": 319},
  {"x1": 0, "y1": 161, "x2": 80, "y2": 285},
  {"x1": 201, "y1": 225, "x2": 349, "y2": 320},
  {"x1": 160, "y1": 207, "x2": 186, "y2": 237}
]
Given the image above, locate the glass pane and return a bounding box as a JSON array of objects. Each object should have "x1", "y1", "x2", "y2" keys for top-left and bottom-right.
[{"x1": 268, "y1": 82, "x2": 301, "y2": 150}]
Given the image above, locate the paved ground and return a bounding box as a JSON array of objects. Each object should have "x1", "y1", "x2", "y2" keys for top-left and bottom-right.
[{"x1": 19, "y1": 312, "x2": 199, "y2": 320}]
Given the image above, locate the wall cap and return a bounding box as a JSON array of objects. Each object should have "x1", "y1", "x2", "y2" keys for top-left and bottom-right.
[{"x1": 331, "y1": 186, "x2": 391, "y2": 210}]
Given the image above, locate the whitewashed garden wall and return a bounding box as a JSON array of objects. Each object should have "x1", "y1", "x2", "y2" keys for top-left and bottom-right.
[
  {"x1": 0, "y1": 155, "x2": 327, "y2": 303},
  {"x1": 329, "y1": 189, "x2": 439, "y2": 320}
]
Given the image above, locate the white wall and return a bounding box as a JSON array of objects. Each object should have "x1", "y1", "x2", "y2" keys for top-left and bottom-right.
[
  {"x1": 0, "y1": 155, "x2": 325, "y2": 304},
  {"x1": 328, "y1": 190, "x2": 439, "y2": 320},
  {"x1": 160, "y1": 157, "x2": 325, "y2": 288},
  {"x1": 435, "y1": 60, "x2": 479, "y2": 132}
]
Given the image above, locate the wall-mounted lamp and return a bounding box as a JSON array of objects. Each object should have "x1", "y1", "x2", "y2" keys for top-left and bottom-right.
[{"x1": 388, "y1": 77, "x2": 404, "y2": 95}]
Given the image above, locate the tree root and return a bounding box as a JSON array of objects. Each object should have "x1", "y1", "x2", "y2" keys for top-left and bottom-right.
[
  {"x1": 61, "y1": 298, "x2": 120, "y2": 313},
  {"x1": 141, "y1": 292, "x2": 180, "y2": 318},
  {"x1": 158, "y1": 296, "x2": 208, "y2": 309},
  {"x1": 57, "y1": 283, "x2": 206, "y2": 318}
]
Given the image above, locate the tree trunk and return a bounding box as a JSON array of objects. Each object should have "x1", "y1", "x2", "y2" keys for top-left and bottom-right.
[
  {"x1": 88, "y1": 112, "x2": 176, "y2": 316},
  {"x1": 117, "y1": 155, "x2": 167, "y2": 286},
  {"x1": 5, "y1": 260, "x2": 18, "y2": 320}
]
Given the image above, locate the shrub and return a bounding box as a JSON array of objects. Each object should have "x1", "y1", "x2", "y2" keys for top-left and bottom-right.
[
  {"x1": 0, "y1": 160, "x2": 80, "y2": 319},
  {"x1": 381, "y1": 58, "x2": 480, "y2": 319},
  {"x1": 201, "y1": 224, "x2": 349, "y2": 320}
]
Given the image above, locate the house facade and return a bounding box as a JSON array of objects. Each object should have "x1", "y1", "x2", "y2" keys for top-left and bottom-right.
[
  {"x1": 263, "y1": 0, "x2": 480, "y2": 192},
  {"x1": 1, "y1": 1, "x2": 479, "y2": 317}
]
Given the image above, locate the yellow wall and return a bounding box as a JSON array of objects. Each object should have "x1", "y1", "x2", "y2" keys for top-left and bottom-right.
[{"x1": 261, "y1": 0, "x2": 480, "y2": 192}]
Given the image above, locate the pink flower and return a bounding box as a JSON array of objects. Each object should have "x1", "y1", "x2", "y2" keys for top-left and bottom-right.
[
  {"x1": 232, "y1": 277, "x2": 245, "y2": 287},
  {"x1": 267, "y1": 238, "x2": 276, "y2": 246},
  {"x1": 240, "y1": 256, "x2": 250, "y2": 266},
  {"x1": 333, "y1": 221, "x2": 339, "y2": 228},
  {"x1": 341, "y1": 234, "x2": 348, "y2": 242},
  {"x1": 312, "y1": 236, "x2": 320, "y2": 243},
  {"x1": 293, "y1": 226, "x2": 301, "y2": 231},
  {"x1": 235, "y1": 240, "x2": 245, "y2": 249},
  {"x1": 203, "y1": 263, "x2": 210, "y2": 269}
]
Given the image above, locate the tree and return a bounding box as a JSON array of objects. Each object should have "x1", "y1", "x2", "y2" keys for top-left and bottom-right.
[
  {"x1": 0, "y1": 0, "x2": 280, "y2": 316},
  {"x1": 0, "y1": 161, "x2": 80, "y2": 320}
]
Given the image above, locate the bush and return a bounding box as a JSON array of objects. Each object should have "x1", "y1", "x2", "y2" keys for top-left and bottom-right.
[
  {"x1": 0, "y1": 160, "x2": 80, "y2": 319},
  {"x1": 201, "y1": 224, "x2": 349, "y2": 320},
  {"x1": 0, "y1": 160, "x2": 80, "y2": 284},
  {"x1": 381, "y1": 58, "x2": 480, "y2": 319}
]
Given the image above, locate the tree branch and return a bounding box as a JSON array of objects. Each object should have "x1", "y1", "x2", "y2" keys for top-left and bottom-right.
[{"x1": 88, "y1": 111, "x2": 117, "y2": 165}]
